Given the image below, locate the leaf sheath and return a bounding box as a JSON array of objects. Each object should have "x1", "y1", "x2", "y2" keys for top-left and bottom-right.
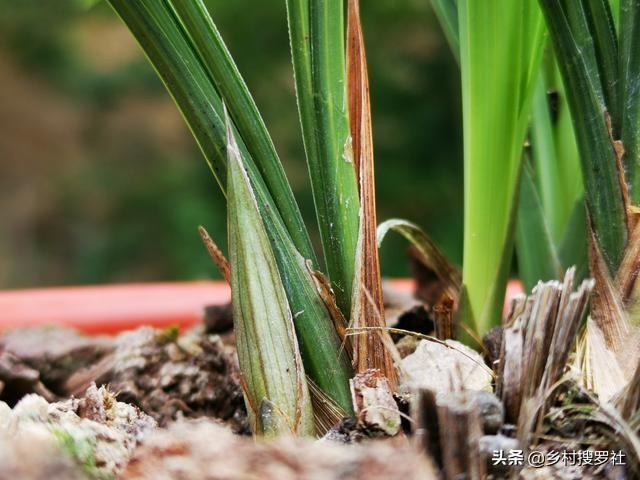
[{"x1": 227, "y1": 125, "x2": 314, "y2": 437}]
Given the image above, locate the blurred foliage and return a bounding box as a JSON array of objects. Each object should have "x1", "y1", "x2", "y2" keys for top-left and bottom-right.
[{"x1": 0, "y1": 0, "x2": 461, "y2": 287}]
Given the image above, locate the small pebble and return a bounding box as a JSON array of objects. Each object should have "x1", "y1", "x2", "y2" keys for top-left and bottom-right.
[{"x1": 471, "y1": 390, "x2": 504, "y2": 434}]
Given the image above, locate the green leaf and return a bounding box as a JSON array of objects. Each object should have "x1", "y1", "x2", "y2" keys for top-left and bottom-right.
[
  {"x1": 227, "y1": 122, "x2": 314, "y2": 437},
  {"x1": 107, "y1": 0, "x2": 354, "y2": 413},
  {"x1": 551, "y1": 63, "x2": 583, "y2": 216},
  {"x1": 620, "y1": 0, "x2": 640, "y2": 199},
  {"x1": 107, "y1": 0, "x2": 314, "y2": 262},
  {"x1": 531, "y1": 74, "x2": 565, "y2": 242},
  {"x1": 431, "y1": 0, "x2": 459, "y2": 59},
  {"x1": 458, "y1": 0, "x2": 545, "y2": 336},
  {"x1": 558, "y1": 197, "x2": 589, "y2": 281},
  {"x1": 258, "y1": 202, "x2": 355, "y2": 415},
  {"x1": 523, "y1": 61, "x2": 586, "y2": 286},
  {"x1": 531, "y1": 64, "x2": 584, "y2": 244},
  {"x1": 515, "y1": 161, "x2": 563, "y2": 291},
  {"x1": 610, "y1": 0, "x2": 621, "y2": 26},
  {"x1": 236, "y1": 138, "x2": 355, "y2": 415},
  {"x1": 433, "y1": 2, "x2": 584, "y2": 285},
  {"x1": 167, "y1": 0, "x2": 314, "y2": 262},
  {"x1": 286, "y1": 0, "x2": 360, "y2": 315},
  {"x1": 583, "y1": 0, "x2": 621, "y2": 134},
  {"x1": 540, "y1": 0, "x2": 628, "y2": 273}
]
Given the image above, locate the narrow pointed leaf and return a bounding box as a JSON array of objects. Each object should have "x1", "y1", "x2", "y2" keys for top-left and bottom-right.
[
  {"x1": 583, "y1": 0, "x2": 621, "y2": 134},
  {"x1": 286, "y1": 0, "x2": 361, "y2": 315},
  {"x1": 531, "y1": 75, "x2": 565, "y2": 242},
  {"x1": 558, "y1": 198, "x2": 588, "y2": 281},
  {"x1": 108, "y1": 0, "x2": 354, "y2": 412},
  {"x1": 227, "y1": 125, "x2": 314, "y2": 437},
  {"x1": 268, "y1": 237, "x2": 355, "y2": 414},
  {"x1": 459, "y1": 0, "x2": 545, "y2": 335},
  {"x1": 377, "y1": 219, "x2": 461, "y2": 304},
  {"x1": 515, "y1": 162, "x2": 563, "y2": 291},
  {"x1": 168, "y1": 0, "x2": 315, "y2": 262},
  {"x1": 347, "y1": 0, "x2": 397, "y2": 389},
  {"x1": 107, "y1": 0, "x2": 314, "y2": 262},
  {"x1": 551, "y1": 63, "x2": 583, "y2": 221},
  {"x1": 243, "y1": 161, "x2": 356, "y2": 416}
]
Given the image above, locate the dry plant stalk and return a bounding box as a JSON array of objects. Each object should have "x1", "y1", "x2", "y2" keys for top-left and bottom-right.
[
  {"x1": 435, "y1": 392, "x2": 485, "y2": 480},
  {"x1": 412, "y1": 389, "x2": 442, "y2": 470},
  {"x1": 347, "y1": 0, "x2": 397, "y2": 389},
  {"x1": 496, "y1": 268, "x2": 593, "y2": 445},
  {"x1": 433, "y1": 295, "x2": 456, "y2": 340},
  {"x1": 412, "y1": 390, "x2": 484, "y2": 480}
]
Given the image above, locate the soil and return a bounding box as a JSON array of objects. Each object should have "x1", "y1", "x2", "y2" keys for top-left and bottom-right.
[
  {"x1": 0, "y1": 281, "x2": 633, "y2": 480},
  {"x1": 0, "y1": 324, "x2": 248, "y2": 433}
]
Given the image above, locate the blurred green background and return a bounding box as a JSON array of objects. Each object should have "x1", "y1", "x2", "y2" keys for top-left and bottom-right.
[{"x1": 0, "y1": 0, "x2": 461, "y2": 288}]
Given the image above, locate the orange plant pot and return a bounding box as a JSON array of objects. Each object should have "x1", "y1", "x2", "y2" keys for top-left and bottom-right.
[
  {"x1": 0, "y1": 279, "x2": 524, "y2": 335},
  {"x1": 0, "y1": 282, "x2": 230, "y2": 335}
]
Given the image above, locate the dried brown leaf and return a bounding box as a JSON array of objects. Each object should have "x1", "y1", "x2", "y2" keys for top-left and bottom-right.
[
  {"x1": 377, "y1": 220, "x2": 461, "y2": 309},
  {"x1": 615, "y1": 220, "x2": 640, "y2": 304},
  {"x1": 347, "y1": 0, "x2": 397, "y2": 389},
  {"x1": 605, "y1": 111, "x2": 632, "y2": 234},
  {"x1": 588, "y1": 227, "x2": 630, "y2": 354},
  {"x1": 307, "y1": 376, "x2": 346, "y2": 437},
  {"x1": 307, "y1": 264, "x2": 351, "y2": 353},
  {"x1": 198, "y1": 225, "x2": 231, "y2": 285}
]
